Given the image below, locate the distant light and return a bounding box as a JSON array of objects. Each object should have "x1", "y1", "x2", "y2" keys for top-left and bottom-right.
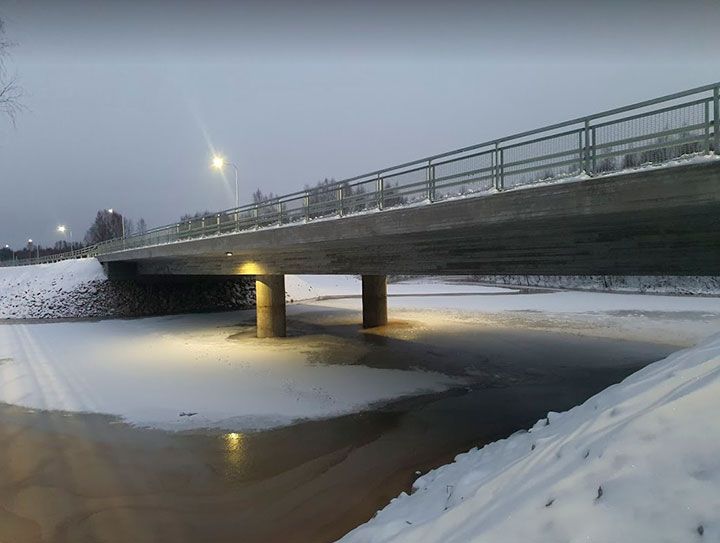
[
  {"x1": 27, "y1": 239, "x2": 33, "y2": 243},
  {"x1": 108, "y1": 208, "x2": 113, "y2": 214},
  {"x1": 3, "y1": 244, "x2": 9, "y2": 249},
  {"x1": 212, "y1": 156, "x2": 225, "y2": 170},
  {"x1": 57, "y1": 225, "x2": 67, "y2": 233},
  {"x1": 225, "y1": 251, "x2": 233, "y2": 257}
]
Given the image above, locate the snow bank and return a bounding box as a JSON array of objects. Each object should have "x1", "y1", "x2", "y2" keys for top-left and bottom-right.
[
  {"x1": 473, "y1": 274, "x2": 720, "y2": 296},
  {"x1": 339, "y1": 333, "x2": 720, "y2": 543}
]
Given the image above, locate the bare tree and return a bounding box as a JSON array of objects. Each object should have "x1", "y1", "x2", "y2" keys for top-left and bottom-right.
[
  {"x1": 0, "y1": 18, "x2": 23, "y2": 126},
  {"x1": 136, "y1": 217, "x2": 147, "y2": 235},
  {"x1": 84, "y1": 210, "x2": 123, "y2": 244}
]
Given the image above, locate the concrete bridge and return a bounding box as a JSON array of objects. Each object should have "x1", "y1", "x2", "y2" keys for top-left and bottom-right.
[
  {"x1": 98, "y1": 161, "x2": 720, "y2": 337},
  {"x1": 7, "y1": 81, "x2": 720, "y2": 337}
]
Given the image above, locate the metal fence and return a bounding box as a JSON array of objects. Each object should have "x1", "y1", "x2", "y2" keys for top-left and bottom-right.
[{"x1": 3, "y1": 81, "x2": 719, "y2": 267}]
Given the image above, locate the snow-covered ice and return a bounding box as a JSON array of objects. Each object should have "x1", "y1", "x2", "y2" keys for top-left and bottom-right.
[
  {"x1": 338, "y1": 332, "x2": 720, "y2": 543},
  {"x1": 0, "y1": 311, "x2": 464, "y2": 431},
  {"x1": 1, "y1": 268, "x2": 718, "y2": 434},
  {"x1": 285, "y1": 275, "x2": 515, "y2": 301}
]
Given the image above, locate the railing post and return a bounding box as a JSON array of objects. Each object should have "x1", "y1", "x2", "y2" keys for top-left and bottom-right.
[
  {"x1": 498, "y1": 148, "x2": 504, "y2": 191},
  {"x1": 713, "y1": 85, "x2": 719, "y2": 154},
  {"x1": 304, "y1": 190, "x2": 310, "y2": 222},
  {"x1": 337, "y1": 186, "x2": 344, "y2": 216},
  {"x1": 377, "y1": 176, "x2": 385, "y2": 210},
  {"x1": 426, "y1": 160, "x2": 436, "y2": 202},
  {"x1": 583, "y1": 119, "x2": 591, "y2": 174},
  {"x1": 278, "y1": 202, "x2": 284, "y2": 225},
  {"x1": 591, "y1": 126, "x2": 597, "y2": 174},
  {"x1": 705, "y1": 99, "x2": 711, "y2": 154},
  {"x1": 254, "y1": 204, "x2": 259, "y2": 228},
  {"x1": 217, "y1": 214, "x2": 221, "y2": 234},
  {"x1": 492, "y1": 143, "x2": 498, "y2": 190}
]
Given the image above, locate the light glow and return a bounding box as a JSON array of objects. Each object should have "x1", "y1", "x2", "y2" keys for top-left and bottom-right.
[{"x1": 212, "y1": 156, "x2": 225, "y2": 170}]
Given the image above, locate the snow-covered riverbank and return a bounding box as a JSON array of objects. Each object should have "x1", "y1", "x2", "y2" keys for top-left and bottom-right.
[{"x1": 339, "y1": 332, "x2": 720, "y2": 543}]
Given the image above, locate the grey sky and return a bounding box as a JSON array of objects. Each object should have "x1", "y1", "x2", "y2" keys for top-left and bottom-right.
[{"x1": 1, "y1": 0, "x2": 718, "y2": 247}]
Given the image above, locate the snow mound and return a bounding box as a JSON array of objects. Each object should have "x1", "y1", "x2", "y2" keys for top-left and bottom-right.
[{"x1": 339, "y1": 333, "x2": 720, "y2": 543}]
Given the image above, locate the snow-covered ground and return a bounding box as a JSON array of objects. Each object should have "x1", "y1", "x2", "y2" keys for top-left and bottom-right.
[{"x1": 339, "y1": 332, "x2": 720, "y2": 543}]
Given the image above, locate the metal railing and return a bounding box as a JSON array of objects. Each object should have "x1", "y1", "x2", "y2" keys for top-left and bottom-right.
[{"x1": 3, "y1": 81, "x2": 719, "y2": 267}]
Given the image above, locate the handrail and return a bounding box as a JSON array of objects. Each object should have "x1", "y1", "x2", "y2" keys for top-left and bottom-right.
[{"x1": 2, "y1": 81, "x2": 718, "y2": 268}]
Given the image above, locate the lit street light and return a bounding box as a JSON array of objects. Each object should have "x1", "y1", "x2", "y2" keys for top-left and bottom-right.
[
  {"x1": 211, "y1": 155, "x2": 240, "y2": 209},
  {"x1": 57, "y1": 224, "x2": 73, "y2": 241},
  {"x1": 108, "y1": 209, "x2": 126, "y2": 238},
  {"x1": 27, "y1": 238, "x2": 39, "y2": 260},
  {"x1": 2, "y1": 244, "x2": 14, "y2": 263}
]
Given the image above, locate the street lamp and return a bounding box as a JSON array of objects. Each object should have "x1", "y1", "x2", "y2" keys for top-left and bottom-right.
[
  {"x1": 108, "y1": 209, "x2": 125, "y2": 238},
  {"x1": 2, "y1": 244, "x2": 13, "y2": 263},
  {"x1": 57, "y1": 224, "x2": 73, "y2": 240},
  {"x1": 211, "y1": 155, "x2": 240, "y2": 209},
  {"x1": 27, "y1": 238, "x2": 39, "y2": 260}
]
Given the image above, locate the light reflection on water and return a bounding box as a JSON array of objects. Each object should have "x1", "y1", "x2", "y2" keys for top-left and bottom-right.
[{"x1": 223, "y1": 432, "x2": 247, "y2": 478}]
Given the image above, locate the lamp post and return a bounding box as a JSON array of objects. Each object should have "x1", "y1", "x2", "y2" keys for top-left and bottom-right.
[
  {"x1": 108, "y1": 209, "x2": 125, "y2": 238},
  {"x1": 211, "y1": 155, "x2": 240, "y2": 209},
  {"x1": 57, "y1": 225, "x2": 73, "y2": 246},
  {"x1": 28, "y1": 238, "x2": 39, "y2": 260},
  {"x1": 2, "y1": 244, "x2": 13, "y2": 264}
]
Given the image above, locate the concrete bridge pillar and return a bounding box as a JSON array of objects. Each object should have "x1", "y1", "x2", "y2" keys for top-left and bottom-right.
[
  {"x1": 362, "y1": 275, "x2": 388, "y2": 328},
  {"x1": 256, "y1": 274, "x2": 286, "y2": 338}
]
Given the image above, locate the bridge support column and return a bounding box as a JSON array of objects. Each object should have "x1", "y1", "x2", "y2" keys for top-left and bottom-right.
[
  {"x1": 256, "y1": 275, "x2": 286, "y2": 338},
  {"x1": 362, "y1": 275, "x2": 387, "y2": 328}
]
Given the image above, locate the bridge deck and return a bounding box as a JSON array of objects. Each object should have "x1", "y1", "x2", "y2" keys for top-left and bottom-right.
[{"x1": 98, "y1": 161, "x2": 720, "y2": 277}]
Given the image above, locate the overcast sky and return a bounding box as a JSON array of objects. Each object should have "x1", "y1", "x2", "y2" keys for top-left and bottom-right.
[{"x1": 0, "y1": 0, "x2": 718, "y2": 247}]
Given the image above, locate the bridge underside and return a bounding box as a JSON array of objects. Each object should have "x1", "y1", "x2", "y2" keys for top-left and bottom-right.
[{"x1": 100, "y1": 161, "x2": 720, "y2": 336}]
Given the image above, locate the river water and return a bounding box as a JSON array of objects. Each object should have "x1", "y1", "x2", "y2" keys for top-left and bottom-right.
[{"x1": 0, "y1": 310, "x2": 676, "y2": 543}]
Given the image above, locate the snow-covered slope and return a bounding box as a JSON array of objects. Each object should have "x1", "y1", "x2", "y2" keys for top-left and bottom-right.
[
  {"x1": 339, "y1": 333, "x2": 720, "y2": 543},
  {"x1": 0, "y1": 258, "x2": 106, "y2": 298},
  {"x1": 0, "y1": 259, "x2": 106, "y2": 318}
]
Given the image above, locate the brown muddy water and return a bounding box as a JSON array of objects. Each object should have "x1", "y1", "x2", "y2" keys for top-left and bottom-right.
[{"x1": 0, "y1": 308, "x2": 677, "y2": 543}]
